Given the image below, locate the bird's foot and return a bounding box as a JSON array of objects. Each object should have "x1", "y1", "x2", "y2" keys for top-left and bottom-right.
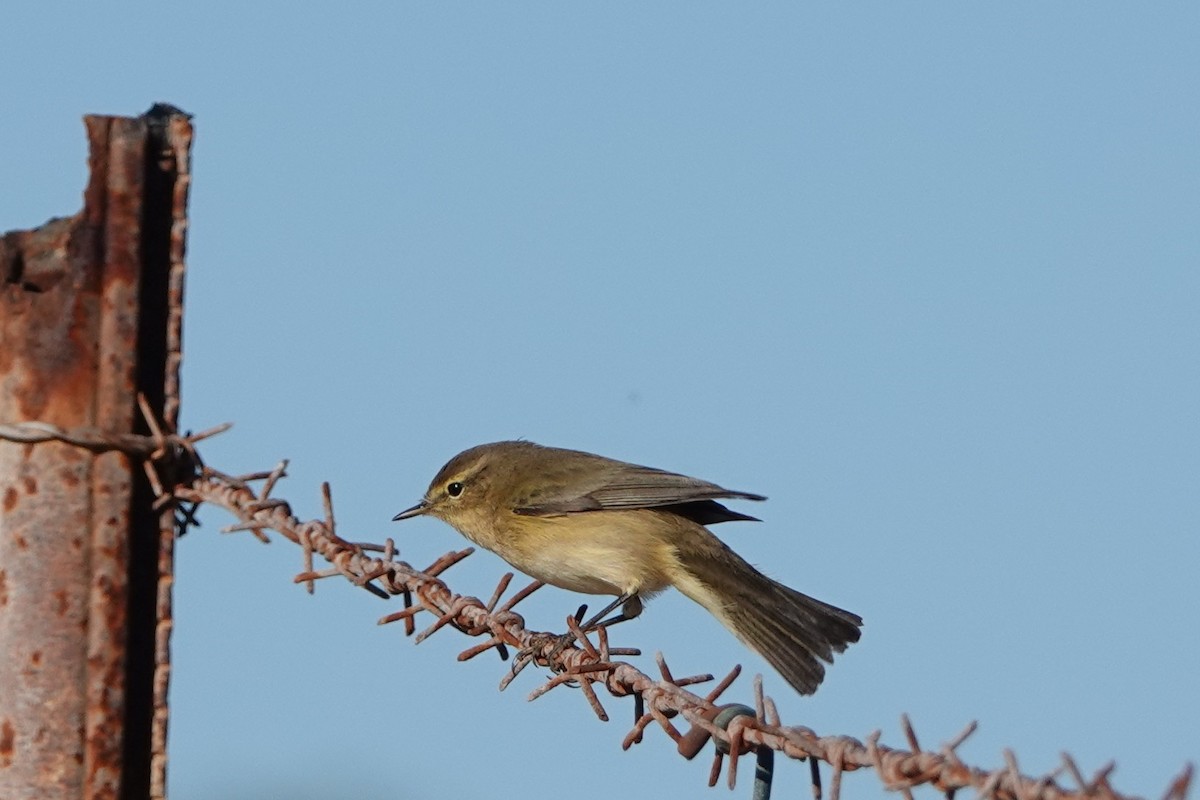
[
  {"x1": 501, "y1": 599, "x2": 639, "y2": 690},
  {"x1": 500, "y1": 632, "x2": 573, "y2": 690}
]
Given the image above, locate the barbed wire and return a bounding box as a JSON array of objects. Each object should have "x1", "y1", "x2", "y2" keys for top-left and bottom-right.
[{"x1": 0, "y1": 413, "x2": 1193, "y2": 800}]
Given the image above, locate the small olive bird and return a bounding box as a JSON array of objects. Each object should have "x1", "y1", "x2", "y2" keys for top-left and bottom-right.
[{"x1": 393, "y1": 441, "x2": 861, "y2": 694}]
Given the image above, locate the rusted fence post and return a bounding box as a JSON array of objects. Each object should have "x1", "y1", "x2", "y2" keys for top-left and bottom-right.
[{"x1": 0, "y1": 107, "x2": 192, "y2": 800}]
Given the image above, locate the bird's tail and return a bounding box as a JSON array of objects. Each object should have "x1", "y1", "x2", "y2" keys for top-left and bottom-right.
[{"x1": 672, "y1": 533, "x2": 862, "y2": 695}]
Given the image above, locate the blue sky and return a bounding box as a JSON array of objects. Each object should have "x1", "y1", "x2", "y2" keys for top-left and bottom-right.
[{"x1": 3, "y1": 4, "x2": 1197, "y2": 799}]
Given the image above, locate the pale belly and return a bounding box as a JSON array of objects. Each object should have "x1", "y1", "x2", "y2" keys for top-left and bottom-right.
[
  {"x1": 512, "y1": 540, "x2": 645, "y2": 595},
  {"x1": 494, "y1": 510, "x2": 680, "y2": 598}
]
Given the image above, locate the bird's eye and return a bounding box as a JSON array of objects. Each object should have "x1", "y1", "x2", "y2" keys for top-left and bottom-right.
[{"x1": 446, "y1": 481, "x2": 464, "y2": 498}]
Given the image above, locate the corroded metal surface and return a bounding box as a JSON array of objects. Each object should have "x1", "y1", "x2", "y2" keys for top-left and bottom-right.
[
  {"x1": 0, "y1": 108, "x2": 191, "y2": 800},
  {"x1": 148, "y1": 110, "x2": 193, "y2": 800}
]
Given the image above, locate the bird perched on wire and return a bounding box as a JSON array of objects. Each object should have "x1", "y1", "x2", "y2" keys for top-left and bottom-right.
[{"x1": 394, "y1": 440, "x2": 862, "y2": 694}]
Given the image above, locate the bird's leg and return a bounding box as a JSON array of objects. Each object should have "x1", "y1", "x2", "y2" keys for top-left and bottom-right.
[
  {"x1": 507, "y1": 594, "x2": 641, "y2": 683},
  {"x1": 578, "y1": 593, "x2": 643, "y2": 633},
  {"x1": 545, "y1": 593, "x2": 641, "y2": 661}
]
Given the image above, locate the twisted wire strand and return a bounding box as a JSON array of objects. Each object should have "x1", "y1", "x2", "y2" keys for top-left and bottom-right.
[{"x1": 1, "y1": 419, "x2": 1192, "y2": 800}]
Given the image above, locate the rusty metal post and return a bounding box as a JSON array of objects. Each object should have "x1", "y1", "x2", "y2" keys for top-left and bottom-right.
[{"x1": 0, "y1": 107, "x2": 192, "y2": 800}]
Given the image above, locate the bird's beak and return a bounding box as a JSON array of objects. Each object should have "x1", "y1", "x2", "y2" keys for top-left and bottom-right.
[{"x1": 392, "y1": 502, "x2": 428, "y2": 521}]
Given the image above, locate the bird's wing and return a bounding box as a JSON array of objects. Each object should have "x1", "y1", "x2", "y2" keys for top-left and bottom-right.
[{"x1": 513, "y1": 464, "x2": 765, "y2": 523}]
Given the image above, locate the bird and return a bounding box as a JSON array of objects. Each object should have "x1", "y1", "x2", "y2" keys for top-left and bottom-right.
[{"x1": 393, "y1": 440, "x2": 862, "y2": 694}]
